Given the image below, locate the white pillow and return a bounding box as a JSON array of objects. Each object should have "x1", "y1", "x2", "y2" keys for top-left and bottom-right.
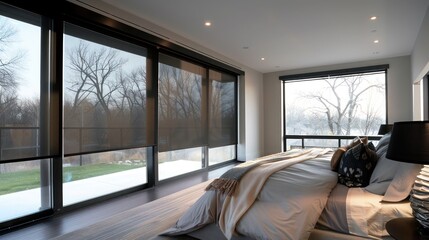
[
  {"x1": 375, "y1": 132, "x2": 391, "y2": 153},
  {"x1": 365, "y1": 153, "x2": 401, "y2": 195},
  {"x1": 382, "y1": 162, "x2": 422, "y2": 202}
]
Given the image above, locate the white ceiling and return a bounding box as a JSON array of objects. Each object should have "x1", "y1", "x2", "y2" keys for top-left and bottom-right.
[{"x1": 99, "y1": 0, "x2": 429, "y2": 73}]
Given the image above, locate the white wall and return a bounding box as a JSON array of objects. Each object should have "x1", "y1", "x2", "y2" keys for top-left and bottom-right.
[
  {"x1": 72, "y1": 0, "x2": 265, "y2": 161},
  {"x1": 411, "y1": 6, "x2": 429, "y2": 120},
  {"x1": 239, "y1": 69, "x2": 264, "y2": 161},
  {"x1": 263, "y1": 56, "x2": 413, "y2": 155},
  {"x1": 411, "y1": 6, "x2": 429, "y2": 84}
]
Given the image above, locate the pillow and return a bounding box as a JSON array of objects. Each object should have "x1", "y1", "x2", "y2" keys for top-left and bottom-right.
[
  {"x1": 330, "y1": 147, "x2": 347, "y2": 171},
  {"x1": 347, "y1": 136, "x2": 368, "y2": 149},
  {"x1": 382, "y1": 162, "x2": 422, "y2": 202},
  {"x1": 375, "y1": 144, "x2": 389, "y2": 158},
  {"x1": 375, "y1": 132, "x2": 391, "y2": 152},
  {"x1": 330, "y1": 136, "x2": 369, "y2": 172},
  {"x1": 364, "y1": 152, "x2": 401, "y2": 195},
  {"x1": 338, "y1": 142, "x2": 378, "y2": 187}
]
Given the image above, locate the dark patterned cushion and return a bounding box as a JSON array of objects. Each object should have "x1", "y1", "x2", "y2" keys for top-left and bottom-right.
[
  {"x1": 330, "y1": 136, "x2": 369, "y2": 172},
  {"x1": 338, "y1": 142, "x2": 378, "y2": 187}
]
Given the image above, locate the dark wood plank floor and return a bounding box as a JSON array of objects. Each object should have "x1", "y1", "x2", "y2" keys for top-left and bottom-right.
[{"x1": 0, "y1": 164, "x2": 234, "y2": 240}]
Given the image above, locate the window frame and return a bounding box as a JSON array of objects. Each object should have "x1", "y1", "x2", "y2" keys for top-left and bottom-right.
[
  {"x1": 279, "y1": 65, "x2": 389, "y2": 151},
  {"x1": 0, "y1": 0, "x2": 241, "y2": 230}
]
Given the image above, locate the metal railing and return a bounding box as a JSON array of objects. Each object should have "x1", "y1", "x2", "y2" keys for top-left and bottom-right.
[
  {"x1": 284, "y1": 134, "x2": 382, "y2": 150},
  {"x1": 0, "y1": 127, "x2": 40, "y2": 161}
]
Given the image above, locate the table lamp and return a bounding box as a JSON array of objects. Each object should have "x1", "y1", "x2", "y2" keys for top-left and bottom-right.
[
  {"x1": 386, "y1": 121, "x2": 429, "y2": 231},
  {"x1": 378, "y1": 124, "x2": 393, "y2": 135}
]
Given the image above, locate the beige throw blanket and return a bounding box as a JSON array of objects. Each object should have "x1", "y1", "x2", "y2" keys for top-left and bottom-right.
[
  {"x1": 205, "y1": 149, "x2": 320, "y2": 196},
  {"x1": 219, "y1": 148, "x2": 331, "y2": 239}
]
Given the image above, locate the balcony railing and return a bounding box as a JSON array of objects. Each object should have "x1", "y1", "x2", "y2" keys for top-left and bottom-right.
[{"x1": 284, "y1": 134, "x2": 382, "y2": 150}]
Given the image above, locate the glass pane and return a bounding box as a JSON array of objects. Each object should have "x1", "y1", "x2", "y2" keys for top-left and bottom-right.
[
  {"x1": 158, "y1": 147, "x2": 202, "y2": 180},
  {"x1": 63, "y1": 23, "x2": 152, "y2": 156},
  {"x1": 209, "y1": 145, "x2": 235, "y2": 165},
  {"x1": 209, "y1": 70, "x2": 237, "y2": 148},
  {"x1": 286, "y1": 139, "x2": 302, "y2": 150},
  {"x1": 285, "y1": 72, "x2": 386, "y2": 136},
  {"x1": 0, "y1": 13, "x2": 42, "y2": 161},
  {"x1": 63, "y1": 147, "x2": 148, "y2": 206},
  {"x1": 304, "y1": 139, "x2": 338, "y2": 148},
  {"x1": 158, "y1": 54, "x2": 206, "y2": 152},
  {"x1": 0, "y1": 159, "x2": 50, "y2": 222}
]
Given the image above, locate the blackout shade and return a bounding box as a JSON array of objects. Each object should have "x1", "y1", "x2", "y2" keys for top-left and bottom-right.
[
  {"x1": 158, "y1": 53, "x2": 207, "y2": 152},
  {"x1": 209, "y1": 70, "x2": 237, "y2": 148}
]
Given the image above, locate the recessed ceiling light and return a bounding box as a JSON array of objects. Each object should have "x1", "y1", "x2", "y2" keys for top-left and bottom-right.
[
  {"x1": 374, "y1": 40, "x2": 379, "y2": 43},
  {"x1": 242, "y1": 46, "x2": 249, "y2": 50},
  {"x1": 370, "y1": 16, "x2": 377, "y2": 20},
  {"x1": 204, "y1": 21, "x2": 212, "y2": 27},
  {"x1": 261, "y1": 57, "x2": 265, "y2": 61}
]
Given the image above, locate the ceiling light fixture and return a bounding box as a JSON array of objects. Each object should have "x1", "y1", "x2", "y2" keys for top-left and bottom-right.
[
  {"x1": 261, "y1": 57, "x2": 265, "y2": 61},
  {"x1": 204, "y1": 21, "x2": 212, "y2": 27},
  {"x1": 370, "y1": 16, "x2": 377, "y2": 20},
  {"x1": 374, "y1": 40, "x2": 379, "y2": 43}
]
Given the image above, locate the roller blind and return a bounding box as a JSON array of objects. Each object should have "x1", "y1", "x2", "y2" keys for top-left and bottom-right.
[
  {"x1": 63, "y1": 23, "x2": 154, "y2": 156},
  {"x1": 208, "y1": 70, "x2": 237, "y2": 148},
  {"x1": 158, "y1": 53, "x2": 207, "y2": 152}
]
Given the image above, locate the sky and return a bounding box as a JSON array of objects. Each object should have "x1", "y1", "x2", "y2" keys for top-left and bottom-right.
[{"x1": 2, "y1": 16, "x2": 41, "y2": 100}]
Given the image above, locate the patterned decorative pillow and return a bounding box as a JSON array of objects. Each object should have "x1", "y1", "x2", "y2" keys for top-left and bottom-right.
[
  {"x1": 338, "y1": 142, "x2": 378, "y2": 187},
  {"x1": 330, "y1": 136, "x2": 369, "y2": 172}
]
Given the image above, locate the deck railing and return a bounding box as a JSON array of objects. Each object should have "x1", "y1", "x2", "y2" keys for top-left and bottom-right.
[{"x1": 284, "y1": 134, "x2": 382, "y2": 150}]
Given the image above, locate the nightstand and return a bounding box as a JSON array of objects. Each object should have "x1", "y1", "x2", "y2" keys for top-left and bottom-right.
[{"x1": 386, "y1": 217, "x2": 426, "y2": 240}]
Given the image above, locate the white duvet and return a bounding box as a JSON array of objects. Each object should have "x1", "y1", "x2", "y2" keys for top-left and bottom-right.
[{"x1": 162, "y1": 148, "x2": 338, "y2": 240}]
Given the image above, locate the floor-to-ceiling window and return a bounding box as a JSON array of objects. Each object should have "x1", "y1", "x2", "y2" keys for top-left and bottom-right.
[
  {"x1": 280, "y1": 65, "x2": 388, "y2": 150},
  {"x1": 158, "y1": 53, "x2": 206, "y2": 180},
  {"x1": 0, "y1": 4, "x2": 54, "y2": 224},
  {"x1": 208, "y1": 69, "x2": 237, "y2": 165},
  {"x1": 158, "y1": 55, "x2": 238, "y2": 179},
  {"x1": 63, "y1": 23, "x2": 154, "y2": 205}
]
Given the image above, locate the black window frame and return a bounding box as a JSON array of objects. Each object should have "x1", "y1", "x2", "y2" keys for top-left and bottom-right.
[
  {"x1": 279, "y1": 65, "x2": 389, "y2": 151},
  {"x1": 0, "y1": 0, "x2": 241, "y2": 232}
]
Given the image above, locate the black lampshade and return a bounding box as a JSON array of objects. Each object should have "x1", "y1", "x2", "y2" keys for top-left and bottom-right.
[
  {"x1": 386, "y1": 121, "x2": 429, "y2": 164},
  {"x1": 377, "y1": 124, "x2": 393, "y2": 135}
]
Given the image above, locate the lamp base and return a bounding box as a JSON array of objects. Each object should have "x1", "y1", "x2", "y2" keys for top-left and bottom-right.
[
  {"x1": 410, "y1": 167, "x2": 429, "y2": 230},
  {"x1": 418, "y1": 224, "x2": 429, "y2": 239}
]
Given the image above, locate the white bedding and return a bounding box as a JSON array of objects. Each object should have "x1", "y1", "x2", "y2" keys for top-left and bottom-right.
[
  {"x1": 346, "y1": 188, "x2": 412, "y2": 238},
  {"x1": 162, "y1": 148, "x2": 338, "y2": 240},
  {"x1": 317, "y1": 184, "x2": 413, "y2": 239}
]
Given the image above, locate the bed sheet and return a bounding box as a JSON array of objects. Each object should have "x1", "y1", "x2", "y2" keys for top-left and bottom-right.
[{"x1": 317, "y1": 183, "x2": 412, "y2": 239}]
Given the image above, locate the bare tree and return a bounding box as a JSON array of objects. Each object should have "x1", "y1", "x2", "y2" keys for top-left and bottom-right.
[
  {"x1": 304, "y1": 74, "x2": 384, "y2": 135},
  {"x1": 0, "y1": 19, "x2": 23, "y2": 92},
  {"x1": 0, "y1": 18, "x2": 25, "y2": 126},
  {"x1": 66, "y1": 41, "x2": 126, "y2": 118},
  {"x1": 118, "y1": 66, "x2": 147, "y2": 123},
  {"x1": 158, "y1": 65, "x2": 202, "y2": 123}
]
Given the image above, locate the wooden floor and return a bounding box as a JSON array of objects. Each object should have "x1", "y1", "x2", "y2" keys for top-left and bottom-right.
[{"x1": 0, "y1": 164, "x2": 234, "y2": 240}]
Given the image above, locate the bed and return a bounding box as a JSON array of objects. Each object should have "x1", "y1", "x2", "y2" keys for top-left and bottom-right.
[{"x1": 161, "y1": 133, "x2": 421, "y2": 240}]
